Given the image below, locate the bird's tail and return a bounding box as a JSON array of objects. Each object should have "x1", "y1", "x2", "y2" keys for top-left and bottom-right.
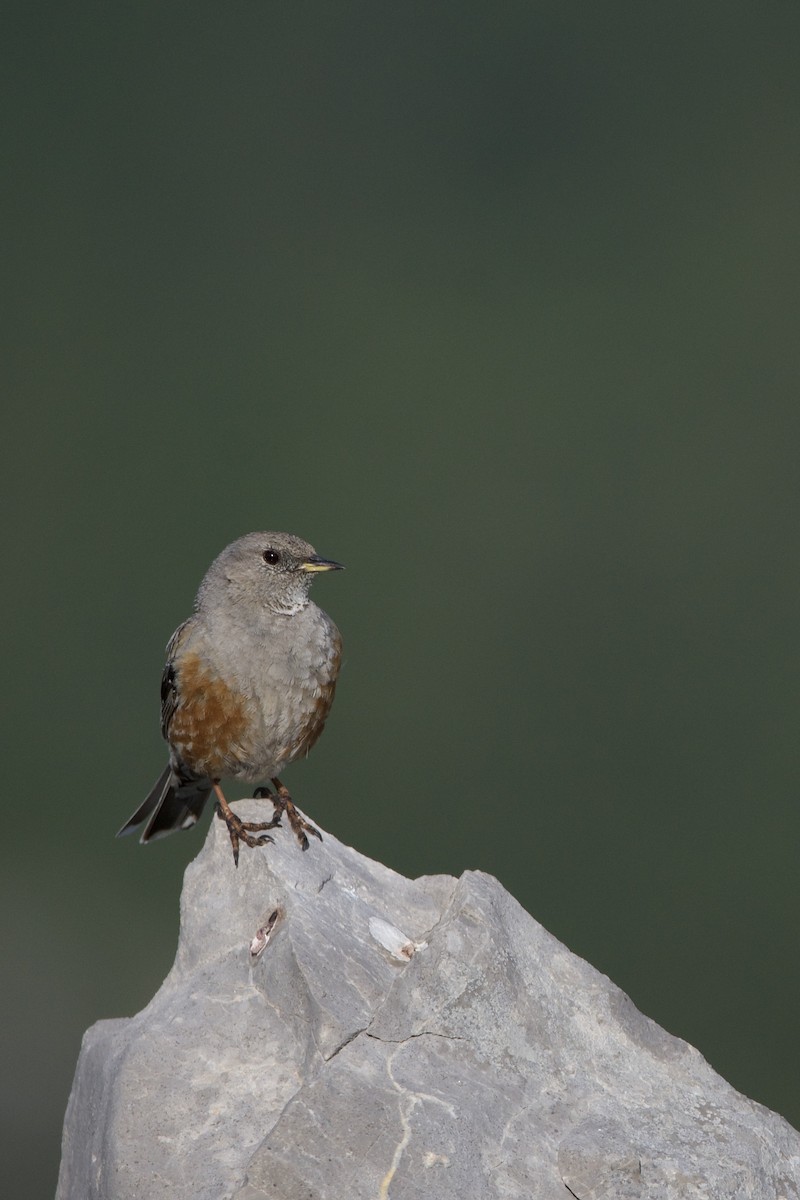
[{"x1": 116, "y1": 765, "x2": 212, "y2": 843}]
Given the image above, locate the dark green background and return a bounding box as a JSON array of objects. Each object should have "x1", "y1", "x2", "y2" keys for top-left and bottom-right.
[{"x1": 4, "y1": 4, "x2": 799, "y2": 1195}]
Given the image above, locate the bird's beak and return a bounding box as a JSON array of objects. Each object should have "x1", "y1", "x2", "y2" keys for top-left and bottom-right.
[{"x1": 300, "y1": 555, "x2": 345, "y2": 573}]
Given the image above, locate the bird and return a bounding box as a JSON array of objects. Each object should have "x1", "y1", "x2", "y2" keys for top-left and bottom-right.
[{"x1": 117, "y1": 531, "x2": 344, "y2": 866}]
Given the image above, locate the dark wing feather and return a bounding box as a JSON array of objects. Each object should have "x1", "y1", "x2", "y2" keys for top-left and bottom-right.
[
  {"x1": 117, "y1": 618, "x2": 212, "y2": 842},
  {"x1": 160, "y1": 619, "x2": 192, "y2": 738}
]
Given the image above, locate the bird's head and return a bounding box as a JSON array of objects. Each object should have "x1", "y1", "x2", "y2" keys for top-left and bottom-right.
[{"x1": 197, "y1": 531, "x2": 344, "y2": 616}]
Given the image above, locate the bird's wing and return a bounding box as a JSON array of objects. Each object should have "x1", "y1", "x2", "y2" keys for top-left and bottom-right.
[{"x1": 160, "y1": 618, "x2": 193, "y2": 740}]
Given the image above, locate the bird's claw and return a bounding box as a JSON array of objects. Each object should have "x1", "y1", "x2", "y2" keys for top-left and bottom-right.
[
  {"x1": 267, "y1": 778, "x2": 322, "y2": 852},
  {"x1": 215, "y1": 801, "x2": 281, "y2": 867},
  {"x1": 299, "y1": 823, "x2": 323, "y2": 851}
]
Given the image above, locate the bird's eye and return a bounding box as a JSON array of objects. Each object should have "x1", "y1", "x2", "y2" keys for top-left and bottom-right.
[{"x1": 262, "y1": 549, "x2": 281, "y2": 565}]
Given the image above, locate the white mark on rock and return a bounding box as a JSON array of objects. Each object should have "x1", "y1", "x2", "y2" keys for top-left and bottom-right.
[
  {"x1": 369, "y1": 917, "x2": 428, "y2": 962},
  {"x1": 423, "y1": 1151, "x2": 449, "y2": 1168},
  {"x1": 378, "y1": 1042, "x2": 456, "y2": 1198}
]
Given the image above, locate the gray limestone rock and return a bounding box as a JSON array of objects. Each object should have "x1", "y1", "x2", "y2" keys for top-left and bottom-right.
[{"x1": 58, "y1": 802, "x2": 800, "y2": 1199}]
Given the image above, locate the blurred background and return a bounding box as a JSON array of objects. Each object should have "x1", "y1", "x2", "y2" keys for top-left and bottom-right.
[{"x1": 4, "y1": 3, "x2": 800, "y2": 1195}]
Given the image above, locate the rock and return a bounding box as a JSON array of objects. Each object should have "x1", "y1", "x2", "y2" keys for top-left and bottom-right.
[{"x1": 58, "y1": 802, "x2": 800, "y2": 1199}]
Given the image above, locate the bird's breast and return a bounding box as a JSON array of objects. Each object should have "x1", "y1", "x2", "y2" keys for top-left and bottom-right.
[
  {"x1": 175, "y1": 604, "x2": 342, "y2": 782},
  {"x1": 247, "y1": 607, "x2": 342, "y2": 773}
]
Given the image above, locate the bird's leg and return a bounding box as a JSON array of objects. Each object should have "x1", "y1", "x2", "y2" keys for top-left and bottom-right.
[
  {"x1": 270, "y1": 777, "x2": 323, "y2": 852},
  {"x1": 213, "y1": 783, "x2": 280, "y2": 868}
]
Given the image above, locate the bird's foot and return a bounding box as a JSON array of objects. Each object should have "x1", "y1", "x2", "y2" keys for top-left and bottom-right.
[
  {"x1": 213, "y1": 783, "x2": 280, "y2": 867},
  {"x1": 269, "y1": 777, "x2": 322, "y2": 852}
]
